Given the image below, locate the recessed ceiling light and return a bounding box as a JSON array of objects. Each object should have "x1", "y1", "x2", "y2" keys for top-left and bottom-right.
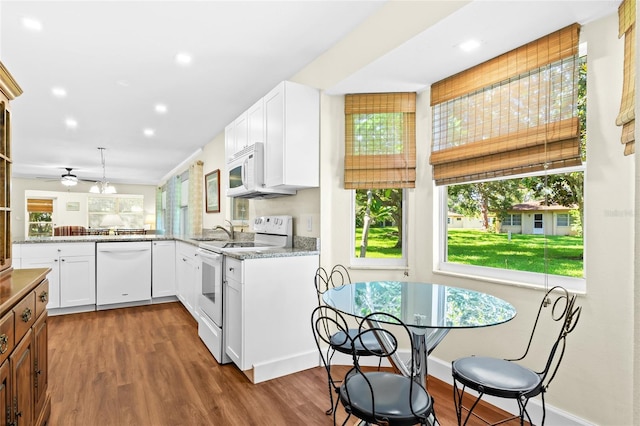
[
  {"x1": 154, "y1": 104, "x2": 168, "y2": 114},
  {"x1": 143, "y1": 128, "x2": 155, "y2": 137},
  {"x1": 175, "y1": 52, "x2": 192, "y2": 66},
  {"x1": 22, "y1": 17, "x2": 43, "y2": 32},
  {"x1": 65, "y1": 118, "x2": 78, "y2": 129},
  {"x1": 117, "y1": 80, "x2": 130, "y2": 87},
  {"x1": 459, "y1": 39, "x2": 481, "y2": 52},
  {"x1": 51, "y1": 87, "x2": 67, "y2": 98}
]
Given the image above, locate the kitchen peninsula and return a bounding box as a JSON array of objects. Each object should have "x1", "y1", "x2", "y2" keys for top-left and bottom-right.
[{"x1": 12, "y1": 232, "x2": 320, "y2": 384}]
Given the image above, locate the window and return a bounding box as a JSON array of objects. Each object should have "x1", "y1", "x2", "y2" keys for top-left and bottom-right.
[
  {"x1": 432, "y1": 25, "x2": 585, "y2": 291},
  {"x1": 353, "y1": 188, "x2": 405, "y2": 265},
  {"x1": 345, "y1": 93, "x2": 415, "y2": 266},
  {"x1": 231, "y1": 197, "x2": 249, "y2": 226},
  {"x1": 504, "y1": 214, "x2": 522, "y2": 226},
  {"x1": 88, "y1": 195, "x2": 144, "y2": 229},
  {"x1": 556, "y1": 213, "x2": 571, "y2": 227},
  {"x1": 27, "y1": 198, "x2": 53, "y2": 237}
]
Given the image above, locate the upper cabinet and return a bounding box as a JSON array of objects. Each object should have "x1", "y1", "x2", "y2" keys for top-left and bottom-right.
[
  {"x1": 263, "y1": 81, "x2": 319, "y2": 190},
  {"x1": 225, "y1": 81, "x2": 319, "y2": 194},
  {"x1": 0, "y1": 62, "x2": 23, "y2": 276}
]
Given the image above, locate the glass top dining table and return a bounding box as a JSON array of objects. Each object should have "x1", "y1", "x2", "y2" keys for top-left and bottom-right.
[{"x1": 322, "y1": 281, "x2": 517, "y2": 386}]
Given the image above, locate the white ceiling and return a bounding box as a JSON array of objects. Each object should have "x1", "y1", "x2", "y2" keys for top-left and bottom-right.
[{"x1": 1, "y1": 0, "x2": 620, "y2": 187}]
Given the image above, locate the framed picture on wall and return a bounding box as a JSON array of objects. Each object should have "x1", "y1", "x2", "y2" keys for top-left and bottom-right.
[{"x1": 205, "y1": 169, "x2": 220, "y2": 213}]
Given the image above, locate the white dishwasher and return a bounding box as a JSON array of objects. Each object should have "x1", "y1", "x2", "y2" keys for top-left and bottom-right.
[{"x1": 96, "y1": 241, "x2": 152, "y2": 307}]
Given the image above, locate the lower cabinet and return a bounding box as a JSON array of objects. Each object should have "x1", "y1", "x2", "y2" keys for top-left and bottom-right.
[
  {"x1": 152, "y1": 241, "x2": 176, "y2": 298},
  {"x1": 175, "y1": 242, "x2": 199, "y2": 319},
  {"x1": 223, "y1": 254, "x2": 319, "y2": 383},
  {"x1": 16, "y1": 242, "x2": 96, "y2": 311},
  {"x1": 0, "y1": 271, "x2": 50, "y2": 426}
]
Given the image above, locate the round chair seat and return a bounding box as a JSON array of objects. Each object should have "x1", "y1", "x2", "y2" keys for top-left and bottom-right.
[
  {"x1": 330, "y1": 328, "x2": 383, "y2": 355},
  {"x1": 340, "y1": 371, "x2": 432, "y2": 426},
  {"x1": 452, "y1": 356, "x2": 542, "y2": 398}
]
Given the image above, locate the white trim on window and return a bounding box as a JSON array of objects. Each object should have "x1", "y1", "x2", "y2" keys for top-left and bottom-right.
[{"x1": 435, "y1": 168, "x2": 586, "y2": 294}]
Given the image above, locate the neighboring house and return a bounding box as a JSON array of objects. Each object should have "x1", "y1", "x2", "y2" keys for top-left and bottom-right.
[
  {"x1": 500, "y1": 201, "x2": 577, "y2": 236},
  {"x1": 447, "y1": 212, "x2": 493, "y2": 229}
]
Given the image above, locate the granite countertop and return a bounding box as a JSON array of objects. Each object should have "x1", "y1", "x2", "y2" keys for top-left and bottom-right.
[{"x1": 13, "y1": 233, "x2": 320, "y2": 259}]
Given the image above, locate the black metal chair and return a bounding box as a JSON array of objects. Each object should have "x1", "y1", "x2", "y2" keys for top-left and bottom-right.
[
  {"x1": 313, "y1": 265, "x2": 383, "y2": 416},
  {"x1": 452, "y1": 286, "x2": 582, "y2": 426},
  {"x1": 338, "y1": 311, "x2": 436, "y2": 426}
]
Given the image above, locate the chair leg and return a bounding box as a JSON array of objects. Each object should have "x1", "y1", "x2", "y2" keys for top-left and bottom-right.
[{"x1": 453, "y1": 379, "x2": 487, "y2": 426}]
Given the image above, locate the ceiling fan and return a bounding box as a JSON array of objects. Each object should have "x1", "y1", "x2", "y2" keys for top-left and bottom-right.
[{"x1": 36, "y1": 167, "x2": 95, "y2": 187}]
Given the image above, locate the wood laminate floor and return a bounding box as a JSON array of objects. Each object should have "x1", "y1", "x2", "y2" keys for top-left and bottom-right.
[{"x1": 48, "y1": 302, "x2": 520, "y2": 425}]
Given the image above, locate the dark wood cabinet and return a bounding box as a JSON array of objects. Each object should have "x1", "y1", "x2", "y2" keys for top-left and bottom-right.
[
  {"x1": 0, "y1": 61, "x2": 22, "y2": 277},
  {"x1": 0, "y1": 269, "x2": 50, "y2": 426}
]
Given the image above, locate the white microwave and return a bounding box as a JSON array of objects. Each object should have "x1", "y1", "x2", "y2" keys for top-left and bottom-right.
[{"x1": 226, "y1": 143, "x2": 295, "y2": 199}]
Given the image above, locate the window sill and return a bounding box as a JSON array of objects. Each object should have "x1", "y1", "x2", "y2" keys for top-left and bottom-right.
[{"x1": 434, "y1": 262, "x2": 586, "y2": 295}]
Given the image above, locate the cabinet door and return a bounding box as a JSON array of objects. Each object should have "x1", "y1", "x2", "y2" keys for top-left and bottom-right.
[
  {"x1": 247, "y1": 99, "x2": 264, "y2": 145},
  {"x1": 224, "y1": 277, "x2": 243, "y2": 368},
  {"x1": 60, "y1": 255, "x2": 96, "y2": 307},
  {"x1": 263, "y1": 84, "x2": 285, "y2": 188},
  {"x1": 176, "y1": 254, "x2": 197, "y2": 318},
  {"x1": 152, "y1": 241, "x2": 176, "y2": 298},
  {"x1": 10, "y1": 329, "x2": 33, "y2": 426},
  {"x1": 20, "y1": 259, "x2": 59, "y2": 310},
  {"x1": 32, "y1": 314, "x2": 47, "y2": 420},
  {"x1": 224, "y1": 123, "x2": 236, "y2": 162},
  {"x1": 0, "y1": 359, "x2": 9, "y2": 426},
  {"x1": 234, "y1": 113, "x2": 249, "y2": 152}
]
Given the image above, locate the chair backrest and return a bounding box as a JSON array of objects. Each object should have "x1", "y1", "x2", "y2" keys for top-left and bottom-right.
[
  {"x1": 343, "y1": 312, "x2": 428, "y2": 422},
  {"x1": 314, "y1": 264, "x2": 352, "y2": 305},
  {"x1": 510, "y1": 285, "x2": 582, "y2": 390},
  {"x1": 311, "y1": 305, "x2": 353, "y2": 387}
]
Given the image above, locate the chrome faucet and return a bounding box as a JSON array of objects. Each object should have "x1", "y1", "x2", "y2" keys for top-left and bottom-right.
[{"x1": 213, "y1": 220, "x2": 235, "y2": 240}]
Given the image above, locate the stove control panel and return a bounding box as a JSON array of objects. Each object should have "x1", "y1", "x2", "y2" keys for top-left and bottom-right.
[{"x1": 253, "y1": 215, "x2": 292, "y2": 237}]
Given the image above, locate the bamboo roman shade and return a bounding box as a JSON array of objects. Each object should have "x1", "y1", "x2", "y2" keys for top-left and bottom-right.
[
  {"x1": 430, "y1": 24, "x2": 582, "y2": 186},
  {"x1": 617, "y1": 0, "x2": 635, "y2": 155},
  {"x1": 344, "y1": 93, "x2": 416, "y2": 189},
  {"x1": 27, "y1": 198, "x2": 53, "y2": 213}
]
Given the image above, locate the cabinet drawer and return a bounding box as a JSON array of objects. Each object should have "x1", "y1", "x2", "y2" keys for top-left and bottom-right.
[
  {"x1": 20, "y1": 242, "x2": 94, "y2": 258},
  {"x1": 34, "y1": 279, "x2": 49, "y2": 318},
  {"x1": 0, "y1": 311, "x2": 14, "y2": 365},
  {"x1": 225, "y1": 257, "x2": 243, "y2": 282},
  {"x1": 13, "y1": 291, "x2": 36, "y2": 342}
]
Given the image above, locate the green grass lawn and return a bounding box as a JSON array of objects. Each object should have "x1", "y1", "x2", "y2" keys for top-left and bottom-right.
[
  {"x1": 355, "y1": 227, "x2": 583, "y2": 277},
  {"x1": 447, "y1": 229, "x2": 584, "y2": 277},
  {"x1": 355, "y1": 227, "x2": 401, "y2": 258}
]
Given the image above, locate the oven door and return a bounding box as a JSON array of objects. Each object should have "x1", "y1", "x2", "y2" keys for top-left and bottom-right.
[{"x1": 197, "y1": 248, "x2": 223, "y2": 327}]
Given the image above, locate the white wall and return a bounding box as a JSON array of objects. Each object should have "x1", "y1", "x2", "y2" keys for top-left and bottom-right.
[{"x1": 11, "y1": 177, "x2": 157, "y2": 240}]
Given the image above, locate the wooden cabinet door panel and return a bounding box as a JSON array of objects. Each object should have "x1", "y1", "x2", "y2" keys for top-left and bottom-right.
[
  {"x1": 32, "y1": 314, "x2": 47, "y2": 420},
  {"x1": 11, "y1": 329, "x2": 33, "y2": 426},
  {"x1": 0, "y1": 359, "x2": 10, "y2": 426}
]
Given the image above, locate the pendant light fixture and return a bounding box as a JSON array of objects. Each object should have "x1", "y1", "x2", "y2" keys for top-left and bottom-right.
[{"x1": 89, "y1": 147, "x2": 117, "y2": 194}]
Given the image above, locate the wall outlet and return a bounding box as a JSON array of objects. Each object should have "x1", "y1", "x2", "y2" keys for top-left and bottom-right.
[{"x1": 306, "y1": 216, "x2": 313, "y2": 232}]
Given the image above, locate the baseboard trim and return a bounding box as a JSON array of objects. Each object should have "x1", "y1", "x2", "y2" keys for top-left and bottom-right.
[{"x1": 251, "y1": 350, "x2": 319, "y2": 384}]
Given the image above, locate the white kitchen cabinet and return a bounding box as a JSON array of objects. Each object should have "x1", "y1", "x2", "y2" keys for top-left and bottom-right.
[
  {"x1": 17, "y1": 242, "x2": 96, "y2": 310},
  {"x1": 152, "y1": 241, "x2": 176, "y2": 298},
  {"x1": 96, "y1": 241, "x2": 151, "y2": 306},
  {"x1": 223, "y1": 254, "x2": 319, "y2": 383},
  {"x1": 223, "y1": 257, "x2": 243, "y2": 366},
  {"x1": 263, "y1": 81, "x2": 319, "y2": 190},
  {"x1": 247, "y1": 98, "x2": 264, "y2": 145},
  {"x1": 175, "y1": 242, "x2": 199, "y2": 319},
  {"x1": 224, "y1": 123, "x2": 236, "y2": 162},
  {"x1": 225, "y1": 112, "x2": 249, "y2": 161}
]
